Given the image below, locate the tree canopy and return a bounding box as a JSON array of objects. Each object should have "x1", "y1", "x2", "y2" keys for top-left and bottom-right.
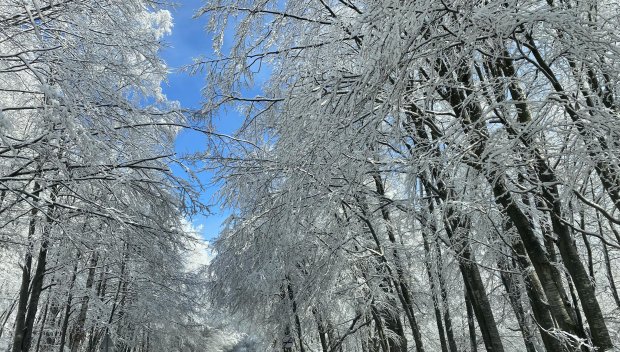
[
  {"x1": 200, "y1": 0, "x2": 620, "y2": 351},
  {"x1": 3, "y1": 0, "x2": 620, "y2": 351}
]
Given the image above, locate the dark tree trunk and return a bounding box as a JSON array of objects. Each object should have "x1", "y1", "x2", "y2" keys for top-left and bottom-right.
[
  {"x1": 498, "y1": 257, "x2": 537, "y2": 352},
  {"x1": 579, "y1": 209, "x2": 595, "y2": 280},
  {"x1": 429, "y1": 185, "x2": 504, "y2": 352},
  {"x1": 487, "y1": 168, "x2": 581, "y2": 338},
  {"x1": 34, "y1": 298, "x2": 49, "y2": 352},
  {"x1": 420, "y1": 183, "x2": 503, "y2": 352},
  {"x1": 354, "y1": 200, "x2": 409, "y2": 352},
  {"x1": 409, "y1": 108, "x2": 504, "y2": 352},
  {"x1": 372, "y1": 174, "x2": 424, "y2": 352},
  {"x1": 58, "y1": 254, "x2": 80, "y2": 352},
  {"x1": 566, "y1": 276, "x2": 586, "y2": 342},
  {"x1": 434, "y1": 241, "x2": 458, "y2": 352},
  {"x1": 422, "y1": 232, "x2": 449, "y2": 352},
  {"x1": 443, "y1": 50, "x2": 610, "y2": 349},
  {"x1": 465, "y1": 289, "x2": 477, "y2": 352},
  {"x1": 11, "y1": 183, "x2": 41, "y2": 352},
  {"x1": 15, "y1": 186, "x2": 58, "y2": 352},
  {"x1": 509, "y1": 238, "x2": 567, "y2": 351},
  {"x1": 519, "y1": 37, "x2": 614, "y2": 350},
  {"x1": 70, "y1": 251, "x2": 98, "y2": 352},
  {"x1": 313, "y1": 308, "x2": 329, "y2": 352},
  {"x1": 370, "y1": 305, "x2": 390, "y2": 352},
  {"x1": 602, "y1": 241, "x2": 620, "y2": 309},
  {"x1": 22, "y1": 238, "x2": 50, "y2": 352},
  {"x1": 458, "y1": 254, "x2": 504, "y2": 352},
  {"x1": 285, "y1": 278, "x2": 306, "y2": 352}
]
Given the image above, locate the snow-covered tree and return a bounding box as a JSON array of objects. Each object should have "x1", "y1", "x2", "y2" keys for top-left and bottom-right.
[
  {"x1": 200, "y1": 0, "x2": 620, "y2": 351},
  {"x1": 0, "y1": 1, "x2": 209, "y2": 351}
]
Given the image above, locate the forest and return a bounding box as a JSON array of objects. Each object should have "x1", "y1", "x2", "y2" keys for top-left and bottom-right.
[{"x1": 2, "y1": 0, "x2": 620, "y2": 352}]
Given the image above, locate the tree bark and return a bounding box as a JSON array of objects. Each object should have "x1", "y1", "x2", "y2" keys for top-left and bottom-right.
[
  {"x1": 59, "y1": 253, "x2": 80, "y2": 352},
  {"x1": 422, "y1": 232, "x2": 449, "y2": 352},
  {"x1": 498, "y1": 256, "x2": 537, "y2": 352},
  {"x1": 22, "y1": 237, "x2": 50, "y2": 352},
  {"x1": 372, "y1": 174, "x2": 424, "y2": 352},
  {"x1": 408, "y1": 102, "x2": 504, "y2": 352},
  {"x1": 442, "y1": 57, "x2": 585, "y2": 343},
  {"x1": 602, "y1": 241, "x2": 620, "y2": 309},
  {"x1": 509, "y1": 237, "x2": 567, "y2": 351},
  {"x1": 433, "y1": 241, "x2": 458, "y2": 352},
  {"x1": 11, "y1": 182, "x2": 41, "y2": 352},
  {"x1": 33, "y1": 297, "x2": 49, "y2": 352},
  {"x1": 370, "y1": 305, "x2": 390, "y2": 352},
  {"x1": 313, "y1": 308, "x2": 329, "y2": 352},
  {"x1": 70, "y1": 251, "x2": 98, "y2": 352},
  {"x1": 465, "y1": 289, "x2": 477, "y2": 352},
  {"x1": 285, "y1": 277, "x2": 307, "y2": 352}
]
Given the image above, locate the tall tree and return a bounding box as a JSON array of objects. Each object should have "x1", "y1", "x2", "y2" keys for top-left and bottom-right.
[{"x1": 200, "y1": 0, "x2": 620, "y2": 351}]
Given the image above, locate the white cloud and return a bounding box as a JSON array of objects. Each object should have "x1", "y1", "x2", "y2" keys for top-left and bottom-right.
[{"x1": 181, "y1": 218, "x2": 215, "y2": 271}]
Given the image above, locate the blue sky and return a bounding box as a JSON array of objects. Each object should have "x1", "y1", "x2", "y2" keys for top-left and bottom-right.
[
  {"x1": 160, "y1": 0, "x2": 207, "y2": 111},
  {"x1": 160, "y1": 0, "x2": 237, "y2": 241}
]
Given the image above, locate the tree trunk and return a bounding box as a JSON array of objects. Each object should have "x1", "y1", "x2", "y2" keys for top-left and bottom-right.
[
  {"x1": 372, "y1": 174, "x2": 424, "y2": 352},
  {"x1": 370, "y1": 305, "x2": 390, "y2": 352},
  {"x1": 11, "y1": 182, "x2": 41, "y2": 352},
  {"x1": 0, "y1": 297, "x2": 17, "y2": 341},
  {"x1": 22, "y1": 238, "x2": 50, "y2": 352},
  {"x1": 285, "y1": 277, "x2": 306, "y2": 352},
  {"x1": 34, "y1": 298, "x2": 50, "y2": 352},
  {"x1": 409, "y1": 106, "x2": 504, "y2": 352},
  {"x1": 313, "y1": 308, "x2": 329, "y2": 352},
  {"x1": 19, "y1": 186, "x2": 58, "y2": 352},
  {"x1": 510, "y1": 238, "x2": 567, "y2": 351},
  {"x1": 434, "y1": 241, "x2": 459, "y2": 352},
  {"x1": 441, "y1": 59, "x2": 584, "y2": 342},
  {"x1": 602, "y1": 241, "x2": 620, "y2": 309},
  {"x1": 458, "y1": 253, "x2": 504, "y2": 352},
  {"x1": 354, "y1": 200, "x2": 409, "y2": 352},
  {"x1": 498, "y1": 257, "x2": 537, "y2": 352},
  {"x1": 427, "y1": 185, "x2": 504, "y2": 352},
  {"x1": 422, "y1": 232, "x2": 449, "y2": 352},
  {"x1": 70, "y1": 251, "x2": 98, "y2": 352},
  {"x1": 59, "y1": 254, "x2": 80, "y2": 352},
  {"x1": 465, "y1": 289, "x2": 477, "y2": 352}
]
